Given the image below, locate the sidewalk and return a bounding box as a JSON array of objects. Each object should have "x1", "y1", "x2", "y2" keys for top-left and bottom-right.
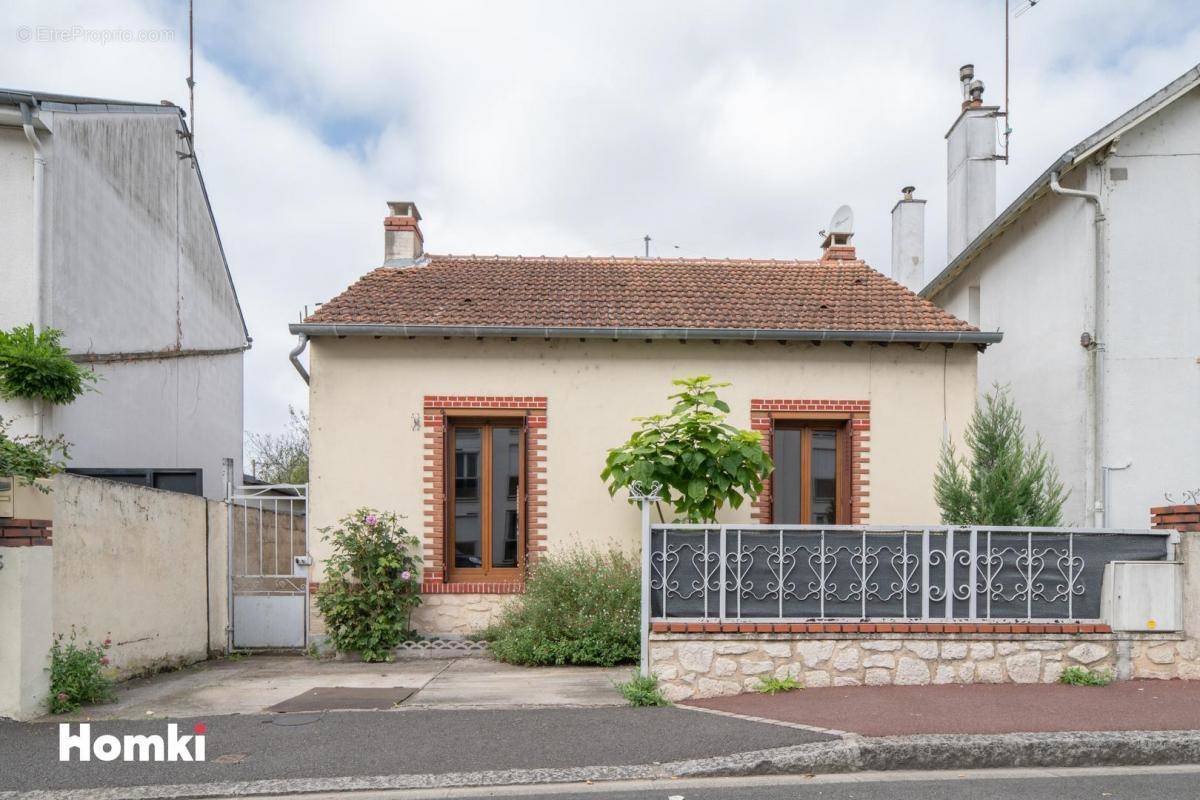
[{"x1": 683, "y1": 679, "x2": 1200, "y2": 736}]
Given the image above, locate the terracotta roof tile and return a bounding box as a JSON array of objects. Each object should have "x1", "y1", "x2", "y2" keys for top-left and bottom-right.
[{"x1": 305, "y1": 255, "x2": 978, "y2": 334}]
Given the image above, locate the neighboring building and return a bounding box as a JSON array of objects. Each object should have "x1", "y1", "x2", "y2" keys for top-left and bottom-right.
[
  {"x1": 913, "y1": 64, "x2": 1200, "y2": 528},
  {"x1": 0, "y1": 89, "x2": 249, "y2": 499},
  {"x1": 292, "y1": 202, "x2": 996, "y2": 636}
]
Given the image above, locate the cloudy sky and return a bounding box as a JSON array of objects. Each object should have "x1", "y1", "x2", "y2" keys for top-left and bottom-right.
[{"x1": 3, "y1": 1, "x2": 1199, "y2": 438}]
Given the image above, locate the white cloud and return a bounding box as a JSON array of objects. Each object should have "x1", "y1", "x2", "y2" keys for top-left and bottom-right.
[{"x1": 1, "y1": 0, "x2": 1197, "y2": 436}]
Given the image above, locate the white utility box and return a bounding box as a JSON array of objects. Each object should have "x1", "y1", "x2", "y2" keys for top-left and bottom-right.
[{"x1": 1100, "y1": 561, "x2": 1183, "y2": 632}]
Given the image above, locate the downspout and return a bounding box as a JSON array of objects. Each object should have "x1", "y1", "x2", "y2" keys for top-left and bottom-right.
[
  {"x1": 20, "y1": 101, "x2": 47, "y2": 436},
  {"x1": 1050, "y1": 164, "x2": 1106, "y2": 526},
  {"x1": 289, "y1": 333, "x2": 310, "y2": 385}
]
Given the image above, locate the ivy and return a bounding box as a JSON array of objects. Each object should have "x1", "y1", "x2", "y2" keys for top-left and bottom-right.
[
  {"x1": 314, "y1": 509, "x2": 423, "y2": 661},
  {"x1": 601, "y1": 375, "x2": 773, "y2": 523},
  {"x1": 0, "y1": 324, "x2": 96, "y2": 405}
]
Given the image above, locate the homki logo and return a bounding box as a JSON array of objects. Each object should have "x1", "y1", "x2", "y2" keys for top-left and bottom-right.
[{"x1": 59, "y1": 723, "x2": 207, "y2": 762}]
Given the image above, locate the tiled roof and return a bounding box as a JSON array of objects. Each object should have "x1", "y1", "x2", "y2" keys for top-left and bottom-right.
[{"x1": 300, "y1": 255, "x2": 983, "y2": 338}]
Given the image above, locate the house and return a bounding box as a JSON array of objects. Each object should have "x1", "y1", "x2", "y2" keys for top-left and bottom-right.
[
  {"x1": 291, "y1": 202, "x2": 996, "y2": 637},
  {"x1": 913, "y1": 64, "x2": 1200, "y2": 528},
  {"x1": 0, "y1": 89, "x2": 248, "y2": 499}
]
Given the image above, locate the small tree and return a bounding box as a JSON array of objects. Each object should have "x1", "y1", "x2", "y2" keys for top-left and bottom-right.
[
  {"x1": 0, "y1": 324, "x2": 96, "y2": 404},
  {"x1": 935, "y1": 384, "x2": 1067, "y2": 526},
  {"x1": 245, "y1": 406, "x2": 309, "y2": 484},
  {"x1": 601, "y1": 375, "x2": 773, "y2": 522}
]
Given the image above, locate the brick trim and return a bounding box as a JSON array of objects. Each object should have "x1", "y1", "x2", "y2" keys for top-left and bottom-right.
[
  {"x1": 750, "y1": 399, "x2": 870, "y2": 524},
  {"x1": 0, "y1": 518, "x2": 53, "y2": 547},
  {"x1": 421, "y1": 581, "x2": 525, "y2": 594},
  {"x1": 422, "y1": 395, "x2": 548, "y2": 588},
  {"x1": 1151, "y1": 504, "x2": 1200, "y2": 532},
  {"x1": 651, "y1": 621, "x2": 1112, "y2": 635}
]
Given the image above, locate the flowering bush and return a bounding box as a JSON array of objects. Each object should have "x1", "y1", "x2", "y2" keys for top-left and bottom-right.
[
  {"x1": 47, "y1": 629, "x2": 115, "y2": 714},
  {"x1": 314, "y1": 508, "x2": 422, "y2": 662},
  {"x1": 483, "y1": 548, "x2": 640, "y2": 666}
]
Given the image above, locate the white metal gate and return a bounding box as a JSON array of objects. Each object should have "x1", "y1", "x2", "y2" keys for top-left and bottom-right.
[{"x1": 228, "y1": 483, "x2": 309, "y2": 649}]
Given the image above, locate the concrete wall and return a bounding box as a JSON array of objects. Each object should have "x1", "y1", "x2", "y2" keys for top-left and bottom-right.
[
  {"x1": 52, "y1": 474, "x2": 221, "y2": 675},
  {"x1": 307, "y1": 335, "x2": 980, "y2": 633},
  {"x1": 0, "y1": 108, "x2": 246, "y2": 498},
  {"x1": 933, "y1": 87, "x2": 1200, "y2": 528},
  {"x1": 0, "y1": 543, "x2": 53, "y2": 720},
  {"x1": 0, "y1": 126, "x2": 39, "y2": 436}
]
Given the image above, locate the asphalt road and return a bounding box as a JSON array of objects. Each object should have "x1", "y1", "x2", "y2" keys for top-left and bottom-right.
[
  {"x1": 0, "y1": 706, "x2": 828, "y2": 792},
  {"x1": 270, "y1": 765, "x2": 1200, "y2": 799}
]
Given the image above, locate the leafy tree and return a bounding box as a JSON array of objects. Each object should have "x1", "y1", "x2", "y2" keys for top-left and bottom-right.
[
  {"x1": 0, "y1": 324, "x2": 96, "y2": 405},
  {"x1": 934, "y1": 384, "x2": 1067, "y2": 526},
  {"x1": 601, "y1": 375, "x2": 773, "y2": 523},
  {"x1": 245, "y1": 406, "x2": 309, "y2": 484}
]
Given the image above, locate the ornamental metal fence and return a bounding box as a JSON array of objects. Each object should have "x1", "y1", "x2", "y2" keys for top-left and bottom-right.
[{"x1": 646, "y1": 524, "x2": 1174, "y2": 623}]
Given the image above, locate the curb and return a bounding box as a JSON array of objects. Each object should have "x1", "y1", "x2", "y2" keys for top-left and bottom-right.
[{"x1": 6, "y1": 730, "x2": 1200, "y2": 799}]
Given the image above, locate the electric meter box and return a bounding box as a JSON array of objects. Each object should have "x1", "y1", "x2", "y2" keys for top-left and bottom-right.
[{"x1": 1101, "y1": 560, "x2": 1183, "y2": 632}]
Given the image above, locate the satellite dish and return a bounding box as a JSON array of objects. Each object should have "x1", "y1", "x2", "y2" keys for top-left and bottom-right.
[{"x1": 829, "y1": 205, "x2": 854, "y2": 235}]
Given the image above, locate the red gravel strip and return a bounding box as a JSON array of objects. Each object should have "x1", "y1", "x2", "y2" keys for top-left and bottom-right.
[{"x1": 684, "y1": 680, "x2": 1200, "y2": 737}]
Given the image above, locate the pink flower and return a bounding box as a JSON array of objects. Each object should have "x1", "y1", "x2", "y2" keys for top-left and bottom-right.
[
  {"x1": 400, "y1": 570, "x2": 412, "y2": 581},
  {"x1": 365, "y1": 514, "x2": 379, "y2": 526},
  {"x1": 100, "y1": 657, "x2": 110, "y2": 666},
  {"x1": 103, "y1": 638, "x2": 112, "y2": 647},
  {"x1": 57, "y1": 692, "x2": 69, "y2": 702}
]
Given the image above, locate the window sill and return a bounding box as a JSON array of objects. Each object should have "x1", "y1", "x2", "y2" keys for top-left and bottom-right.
[{"x1": 421, "y1": 580, "x2": 525, "y2": 595}]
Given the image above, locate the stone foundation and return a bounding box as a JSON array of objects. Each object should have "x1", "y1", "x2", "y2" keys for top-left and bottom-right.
[
  {"x1": 410, "y1": 593, "x2": 514, "y2": 636},
  {"x1": 649, "y1": 632, "x2": 1195, "y2": 700}
]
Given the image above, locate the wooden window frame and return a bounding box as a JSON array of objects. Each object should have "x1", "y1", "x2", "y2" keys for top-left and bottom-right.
[
  {"x1": 771, "y1": 419, "x2": 851, "y2": 524},
  {"x1": 445, "y1": 416, "x2": 526, "y2": 582}
]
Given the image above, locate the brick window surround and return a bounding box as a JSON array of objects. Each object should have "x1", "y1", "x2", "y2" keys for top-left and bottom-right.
[
  {"x1": 750, "y1": 399, "x2": 870, "y2": 524},
  {"x1": 422, "y1": 396, "x2": 547, "y2": 593}
]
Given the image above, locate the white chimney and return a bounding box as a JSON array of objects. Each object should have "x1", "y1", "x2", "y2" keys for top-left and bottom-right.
[
  {"x1": 946, "y1": 64, "x2": 998, "y2": 260},
  {"x1": 891, "y1": 186, "x2": 926, "y2": 292},
  {"x1": 384, "y1": 200, "x2": 423, "y2": 264}
]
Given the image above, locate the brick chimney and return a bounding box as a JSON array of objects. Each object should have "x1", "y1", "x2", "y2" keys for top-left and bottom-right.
[
  {"x1": 891, "y1": 185, "x2": 926, "y2": 291},
  {"x1": 384, "y1": 201, "x2": 423, "y2": 264},
  {"x1": 819, "y1": 204, "x2": 857, "y2": 260},
  {"x1": 946, "y1": 64, "x2": 998, "y2": 260}
]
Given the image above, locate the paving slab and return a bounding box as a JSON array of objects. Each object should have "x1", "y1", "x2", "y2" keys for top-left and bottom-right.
[
  {"x1": 684, "y1": 679, "x2": 1200, "y2": 736},
  {"x1": 404, "y1": 658, "x2": 628, "y2": 708}
]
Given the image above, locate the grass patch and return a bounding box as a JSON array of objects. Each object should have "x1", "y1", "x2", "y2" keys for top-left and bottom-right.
[
  {"x1": 1059, "y1": 666, "x2": 1112, "y2": 686},
  {"x1": 483, "y1": 548, "x2": 639, "y2": 667},
  {"x1": 616, "y1": 673, "x2": 670, "y2": 707},
  {"x1": 755, "y1": 675, "x2": 801, "y2": 695}
]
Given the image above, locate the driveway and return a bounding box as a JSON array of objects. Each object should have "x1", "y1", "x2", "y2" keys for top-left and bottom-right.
[{"x1": 53, "y1": 655, "x2": 630, "y2": 721}]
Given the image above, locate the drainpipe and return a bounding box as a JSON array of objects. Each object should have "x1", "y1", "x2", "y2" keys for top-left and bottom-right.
[
  {"x1": 1050, "y1": 163, "x2": 1106, "y2": 527},
  {"x1": 19, "y1": 101, "x2": 47, "y2": 436},
  {"x1": 288, "y1": 333, "x2": 310, "y2": 385}
]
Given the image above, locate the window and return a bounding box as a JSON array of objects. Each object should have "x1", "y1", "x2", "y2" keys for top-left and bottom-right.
[
  {"x1": 447, "y1": 419, "x2": 524, "y2": 578},
  {"x1": 772, "y1": 422, "x2": 849, "y2": 524}
]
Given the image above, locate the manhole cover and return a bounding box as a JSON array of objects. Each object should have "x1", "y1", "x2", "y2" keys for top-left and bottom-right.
[{"x1": 266, "y1": 687, "x2": 415, "y2": 713}]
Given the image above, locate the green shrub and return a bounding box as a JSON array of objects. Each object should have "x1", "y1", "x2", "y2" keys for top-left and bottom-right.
[
  {"x1": 616, "y1": 672, "x2": 670, "y2": 707},
  {"x1": 484, "y1": 548, "x2": 640, "y2": 667},
  {"x1": 0, "y1": 325, "x2": 96, "y2": 405},
  {"x1": 0, "y1": 416, "x2": 70, "y2": 490},
  {"x1": 314, "y1": 509, "x2": 422, "y2": 662},
  {"x1": 755, "y1": 675, "x2": 801, "y2": 695},
  {"x1": 48, "y1": 630, "x2": 115, "y2": 714},
  {"x1": 1059, "y1": 666, "x2": 1111, "y2": 686}
]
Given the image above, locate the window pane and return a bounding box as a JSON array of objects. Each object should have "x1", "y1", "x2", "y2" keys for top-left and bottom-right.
[
  {"x1": 772, "y1": 428, "x2": 802, "y2": 524},
  {"x1": 453, "y1": 427, "x2": 483, "y2": 568},
  {"x1": 491, "y1": 427, "x2": 521, "y2": 568},
  {"x1": 810, "y1": 430, "x2": 838, "y2": 524}
]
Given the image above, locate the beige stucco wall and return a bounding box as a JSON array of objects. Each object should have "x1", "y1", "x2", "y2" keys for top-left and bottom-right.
[
  {"x1": 307, "y1": 337, "x2": 979, "y2": 588},
  {"x1": 0, "y1": 545, "x2": 53, "y2": 720},
  {"x1": 52, "y1": 474, "x2": 214, "y2": 675}
]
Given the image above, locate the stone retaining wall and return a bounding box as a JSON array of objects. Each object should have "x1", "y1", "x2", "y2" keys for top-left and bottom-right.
[
  {"x1": 649, "y1": 633, "x2": 1196, "y2": 700},
  {"x1": 410, "y1": 593, "x2": 514, "y2": 636}
]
